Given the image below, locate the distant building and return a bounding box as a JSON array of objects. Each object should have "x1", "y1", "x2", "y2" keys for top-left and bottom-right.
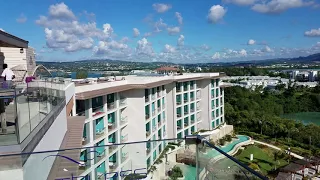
[
  {"x1": 155, "y1": 66, "x2": 179, "y2": 75},
  {"x1": 196, "y1": 67, "x2": 202, "y2": 71},
  {"x1": 309, "y1": 71, "x2": 318, "y2": 82}
]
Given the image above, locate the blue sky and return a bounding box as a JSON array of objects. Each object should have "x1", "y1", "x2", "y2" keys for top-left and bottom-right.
[{"x1": 1, "y1": 0, "x2": 320, "y2": 63}]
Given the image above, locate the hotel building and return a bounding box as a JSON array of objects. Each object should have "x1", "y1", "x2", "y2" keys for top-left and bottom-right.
[{"x1": 73, "y1": 72, "x2": 226, "y2": 180}]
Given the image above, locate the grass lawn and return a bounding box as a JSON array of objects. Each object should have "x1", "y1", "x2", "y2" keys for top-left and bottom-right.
[{"x1": 235, "y1": 145, "x2": 289, "y2": 175}]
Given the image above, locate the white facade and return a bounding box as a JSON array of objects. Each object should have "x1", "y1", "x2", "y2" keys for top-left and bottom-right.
[
  {"x1": 74, "y1": 73, "x2": 226, "y2": 180},
  {"x1": 0, "y1": 46, "x2": 36, "y2": 75}
]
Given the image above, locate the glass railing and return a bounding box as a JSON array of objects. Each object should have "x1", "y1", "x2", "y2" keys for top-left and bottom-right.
[
  {"x1": 0, "y1": 135, "x2": 267, "y2": 180},
  {"x1": 0, "y1": 79, "x2": 67, "y2": 146},
  {"x1": 107, "y1": 102, "x2": 115, "y2": 110},
  {"x1": 92, "y1": 105, "x2": 104, "y2": 117}
]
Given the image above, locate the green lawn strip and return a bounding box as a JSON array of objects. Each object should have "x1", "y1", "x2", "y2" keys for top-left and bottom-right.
[{"x1": 235, "y1": 145, "x2": 289, "y2": 175}]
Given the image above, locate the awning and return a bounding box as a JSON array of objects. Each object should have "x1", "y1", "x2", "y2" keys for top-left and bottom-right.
[{"x1": 0, "y1": 30, "x2": 28, "y2": 48}]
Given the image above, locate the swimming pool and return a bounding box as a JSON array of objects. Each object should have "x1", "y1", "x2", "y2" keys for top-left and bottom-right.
[
  {"x1": 204, "y1": 135, "x2": 249, "y2": 158},
  {"x1": 178, "y1": 135, "x2": 250, "y2": 180}
]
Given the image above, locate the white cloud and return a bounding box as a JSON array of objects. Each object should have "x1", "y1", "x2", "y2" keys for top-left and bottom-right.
[
  {"x1": 136, "y1": 38, "x2": 155, "y2": 57},
  {"x1": 247, "y1": 39, "x2": 256, "y2": 45},
  {"x1": 177, "y1": 35, "x2": 185, "y2": 46},
  {"x1": 154, "y1": 18, "x2": 167, "y2": 33},
  {"x1": 223, "y1": 0, "x2": 256, "y2": 6},
  {"x1": 251, "y1": 0, "x2": 313, "y2": 14},
  {"x1": 167, "y1": 26, "x2": 180, "y2": 35},
  {"x1": 262, "y1": 45, "x2": 273, "y2": 52},
  {"x1": 207, "y1": 5, "x2": 227, "y2": 23},
  {"x1": 175, "y1": 12, "x2": 183, "y2": 25},
  {"x1": 93, "y1": 40, "x2": 129, "y2": 55},
  {"x1": 163, "y1": 44, "x2": 176, "y2": 53},
  {"x1": 152, "y1": 3, "x2": 172, "y2": 13},
  {"x1": 201, "y1": 44, "x2": 211, "y2": 51},
  {"x1": 36, "y1": 3, "x2": 114, "y2": 52},
  {"x1": 16, "y1": 14, "x2": 27, "y2": 23},
  {"x1": 239, "y1": 49, "x2": 247, "y2": 56},
  {"x1": 120, "y1": 37, "x2": 129, "y2": 43},
  {"x1": 212, "y1": 52, "x2": 227, "y2": 60},
  {"x1": 304, "y1": 28, "x2": 320, "y2": 37},
  {"x1": 48, "y1": 2, "x2": 76, "y2": 20},
  {"x1": 133, "y1": 28, "x2": 140, "y2": 37},
  {"x1": 144, "y1": 32, "x2": 152, "y2": 37}
]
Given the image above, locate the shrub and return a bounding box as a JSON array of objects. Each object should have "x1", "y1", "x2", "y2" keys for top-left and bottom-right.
[
  {"x1": 219, "y1": 138, "x2": 226, "y2": 146},
  {"x1": 248, "y1": 163, "x2": 260, "y2": 171},
  {"x1": 225, "y1": 135, "x2": 232, "y2": 142},
  {"x1": 169, "y1": 166, "x2": 183, "y2": 180}
]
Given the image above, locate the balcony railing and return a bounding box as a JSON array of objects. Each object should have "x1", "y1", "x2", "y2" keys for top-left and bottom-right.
[
  {"x1": 121, "y1": 152, "x2": 129, "y2": 163},
  {"x1": 157, "y1": 92, "x2": 161, "y2": 98},
  {"x1": 184, "y1": 99, "x2": 188, "y2": 103},
  {"x1": 190, "y1": 97, "x2": 195, "y2": 101},
  {"x1": 107, "y1": 102, "x2": 115, "y2": 110},
  {"x1": 176, "y1": 101, "x2": 182, "y2": 105},
  {"x1": 190, "y1": 108, "x2": 195, "y2": 113},
  {"x1": 146, "y1": 131, "x2": 151, "y2": 138},
  {"x1": 108, "y1": 123, "x2": 116, "y2": 131},
  {"x1": 119, "y1": 98, "x2": 127, "y2": 106},
  {"x1": 121, "y1": 134, "x2": 128, "y2": 143},
  {"x1": 157, "y1": 107, "x2": 161, "y2": 112},
  {"x1": 146, "y1": 147, "x2": 151, "y2": 155},
  {"x1": 0, "y1": 136, "x2": 267, "y2": 180},
  {"x1": 95, "y1": 128, "x2": 106, "y2": 140},
  {"x1": 176, "y1": 88, "x2": 181, "y2": 92},
  {"x1": 95, "y1": 149, "x2": 107, "y2": 163},
  {"x1": 151, "y1": 94, "x2": 155, "y2": 100},
  {"x1": 152, "y1": 126, "x2": 156, "y2": 132},
  {"x1": 92, "y1": 105, "x2": 104, "y2": 117},
  {"x1": 158, "y1": 121, "x2": 161, "y2": 127},
  {"x1": 109, "y1": 161, "x2": 118, "y2": 172},
  {"x1": 152, "y1": 110, "x2": 155, "y2": 116},
  {"x1": 0, "y1": 79, "x2": 68, "y2": 146},
  {"x1": 177, "y1": 114, "x2": 182, "y2": 118},
  {"x1": 184, "y1": 111, "x2": 189, "y2": 115},
  {"x1": 120, "y1": 116, "x2": 128, "y2": 125},
  {"x1": 82, "y1": 137, "x2": 89, "y2": 145},
  {"x1": 191, "y1": 120, "x2": 195, "y2": 124},
  {"x1": 145, "y1": 114, "x2": 150, "y2": 120},
  {"x1": 145, "y1": 97, "x2": 149, "y2": 103}
]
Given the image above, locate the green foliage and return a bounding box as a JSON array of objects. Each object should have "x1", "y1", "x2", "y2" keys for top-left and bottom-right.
[
  {"x1": 219, "y1": 138, "x2": 226, "y2": 146},
  {"x1": 225, "y1": 86, "x2": 320, "y2": 151},
  {"x1": 169, "y1": 166, "x2": 183, "y2": 180},
  {"x1": 75, "y1": 70, "x2": 88, "y2": 79},
  {"x1": 225, "y1": 135, "x2": 232, "y2": 142}
]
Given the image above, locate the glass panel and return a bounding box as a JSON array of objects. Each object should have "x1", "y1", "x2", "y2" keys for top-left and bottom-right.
[{"x1": 0, "y1": 136, "x2": 265, "y2": 180}]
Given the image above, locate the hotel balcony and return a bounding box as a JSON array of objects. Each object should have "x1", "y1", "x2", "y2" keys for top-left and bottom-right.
[
  {"x1": 121, "y1": 152, "x2": 129, "y2": 163},
  {"x1": 119, "y1": 98, "x2": 127, "y2": 107},
  {"x1": 145, "y1": 97, "x2": 149, "y2": 103},
  {"x1": 152, "y1": 126, "x2": 156, "y2": 132},
  {"x1": 146, "y1": 131, "x2": 151, "y2": 138},
  {"x1": 158, "y1": 121, "x2": 162, "y2": 127},
  {"x1": 190, "y1": 108, "x2": 195, "y2": 113},
  {"x1": 191, "y1": 119, "x2": 195, "y2": 124},
  {"x1": 157, "y1": 107, "x2": 161, "y2": 112},
  {"x1": 151, "y1": 94, "x2": 155, "y2": 100},
  {"x1": 157, "y1": 91, "x2": 161, "y2": 98},
  {"x1": 92, "y1": 105, "x2": 104, "y2": 117},
  {"x1": 78, "y1": 161, "x2": 91, "y2": 174},
  {"x1": 152, "y1": 110, "x2": 155, "y2": 116},
  {"x1": 108, "y1": 145, "x2": 117, "y2": 156},
  {"x1": 109, "y1": 161, "x2": 118, "y2": 172},
  {"x1": 82, "y1": 137, "x2": 89, "y2": 145},
  {"x1": 107, "y1": 102, "x2": 115, "y2": 110},
  {"x1": 121, "y1": 134, "x2": 128, "y2": 143},
  {"x1": 120, "y1": 116, "x2": 128, "y2": 126},
  {"x1": 95, "y1": 148, "x2": 107, "y2": 163},
  {"x1": 108, "y1": 122, "x2": 116, "y2": 131},
  {"x1": 146, "y1": 147, "x2": 151, "y2": 155},
  {"x1": 95, "y1": 128, "x2": 106, "y2": 140},
  {"x1": 176, "y1": 100, "x2": 182, "y2": 105}
]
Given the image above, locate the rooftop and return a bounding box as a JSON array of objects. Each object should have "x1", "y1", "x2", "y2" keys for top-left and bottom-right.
[{"x1": 74, "y1": 73, "x2": 225, "y2": 99}]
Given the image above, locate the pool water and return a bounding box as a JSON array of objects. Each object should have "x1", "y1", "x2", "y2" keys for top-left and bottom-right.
[
  {"x1": 204, "y1": 135, "x2": 249, "y2": 158},
  {"x1": 178, "y1": 135, "x2": 250, "y2": 180}
]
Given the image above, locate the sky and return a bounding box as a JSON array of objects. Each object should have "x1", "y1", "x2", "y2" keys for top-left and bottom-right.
[{"x1": 0, "y1": 0, "x2": 320, "y2": 63}]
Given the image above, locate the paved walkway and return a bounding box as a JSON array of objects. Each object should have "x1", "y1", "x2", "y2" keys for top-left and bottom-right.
[{"x1": 253, "y1": 140, "x2": 304, "y2": 160}]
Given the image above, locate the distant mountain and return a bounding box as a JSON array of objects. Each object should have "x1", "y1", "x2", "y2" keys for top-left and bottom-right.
[{"x1": 37, "y1": 53, "x2": 320, "y2": 67}]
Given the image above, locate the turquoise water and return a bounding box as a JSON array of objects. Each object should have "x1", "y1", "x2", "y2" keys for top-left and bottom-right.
[
  {"x1": 205, "y1": 135, "x2": 249, "y2": 158},
  {"x1": 177, "y1": 164, "x2": 197, "y2": 180},
  {"x1": 178, "y1": 135, "x2": 250, "y2": 179},
  {"x1": 281, "y1": 112, "x2": 320, "y2": 125}
]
